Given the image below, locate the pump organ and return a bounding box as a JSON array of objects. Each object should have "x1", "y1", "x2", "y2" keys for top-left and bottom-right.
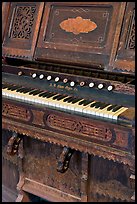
[{"x1": 2, "y1": 2, "x2": 135, "y2": 202}]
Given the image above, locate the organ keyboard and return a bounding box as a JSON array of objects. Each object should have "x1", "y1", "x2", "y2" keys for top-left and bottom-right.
[
  {"x1": 2, "y1": 2, "x2": 135, "y2": 202},
  {"x1": 2, "y1": 82, "x2": 130, "y2": 123}
]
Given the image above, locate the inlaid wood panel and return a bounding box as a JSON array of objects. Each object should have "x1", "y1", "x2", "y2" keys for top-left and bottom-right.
[
  {"x1": 35, "y1": 2, "x2": 126, "y2": 69},
  {"x1": 2, "y1": 99, "x2": 135, "y2": 171}
]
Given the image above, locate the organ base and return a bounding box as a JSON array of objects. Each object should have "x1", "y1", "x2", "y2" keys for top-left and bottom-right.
[{"x1": 2, "y1": 130, "x2": 135, "y2": 202}]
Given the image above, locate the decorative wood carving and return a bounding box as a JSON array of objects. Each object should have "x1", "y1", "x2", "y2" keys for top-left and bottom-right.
[
  {"x1": 2, "y1": 2, "x2": 44, "y2": 60},
  {"x1": 126, "y1": 9, "x2": 135, "y2": 50},
  {"x1": 47, "y1": 114, "x2": 113, "y2": 142},
  {"x1": 2, "y1": 102, "x2": 32, "y2": 122},
  {"x1": 57, "y1": 147, "x2": 74, "y2": 173},
  {"x1": 2, "y1": 146, "x2": 18, "y2": 166},
  {"x1": 111, "y1": 3, "x2": 135, "y2": 73},
  {"x1": 60, "y1": 16, "x2": 97, "y2": 35},
  {"x1": 7, "y1": 132, "x2": 23, "y2": 156},
  {"x1": 2, "y1": 117, "x2": 134, "y2": 170},
  {"x1": 10, "y1": 6, "x2": 36, "y2": 40}
]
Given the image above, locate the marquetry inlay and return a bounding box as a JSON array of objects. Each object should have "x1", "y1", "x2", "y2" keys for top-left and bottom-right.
[
  {"x1": 2, "y1": 102, "x2": 32, "y2": 122},
  {"x1": 60, "y1": 16, "x2": 97, "y2": 35}
]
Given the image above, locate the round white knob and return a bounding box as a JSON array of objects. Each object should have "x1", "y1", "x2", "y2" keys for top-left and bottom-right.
[
  {"x1": 98, "y1": 83, "x2": 104, "y2": 89},
  {"x1": 32, "y1": 73, "x2": 37, "y2": 78},
  {"x1": 70, "y1": 81, "x2": 75, "y2": 87},
  {"x1": 89, "y1": 82, "x2": 94, "y2": 88},
  {"x1": 47, "y1": 75, "x2": 52, "y2": 80},
  {"x1": 39, "y1": 74, "x2": 44, "y2": 79},
  {"x1": 63, "y1": 78, "x2": 68, "y2": 83},
  {"x1": 107, "y1": 85, "x2": 113, "y2": 91},
  {"x1": 55, "y1": 77, "x2": 59, "y2": 82}
]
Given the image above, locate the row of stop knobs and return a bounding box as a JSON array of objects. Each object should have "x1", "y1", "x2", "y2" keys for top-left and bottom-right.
[{"x1": 30, "y1": 73, "x2": 114, "y2": 91}]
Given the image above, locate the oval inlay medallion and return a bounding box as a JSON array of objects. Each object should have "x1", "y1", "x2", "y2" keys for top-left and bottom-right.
[{"x1": 60, "y1": 16, "x2": 97, "y2": 35}]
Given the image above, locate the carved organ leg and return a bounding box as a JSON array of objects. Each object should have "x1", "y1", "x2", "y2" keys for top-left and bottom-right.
[{"x1": 57, "y1": 146, "x2": 74, "y2": 173}]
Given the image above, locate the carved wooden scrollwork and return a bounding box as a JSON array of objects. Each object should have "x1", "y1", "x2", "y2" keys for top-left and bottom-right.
[
  {"x1": 46, "y1": 114, "x2": 112, "y2": 142},
  {"x1": 57, "y1": 147, "x2": 74, "y2": 173},
  {"x1": 2, "y1": 102, "x2": 32, "y2": 122},
  {"x1": 126, "y1": 9, "x2": 135, "y2": 50},
  {"x1": 7, "y1": 132, "x2": 23, "y2": 156},
  {"x1": 10, "y1": 6, "x2": 36, "y2": 39}
]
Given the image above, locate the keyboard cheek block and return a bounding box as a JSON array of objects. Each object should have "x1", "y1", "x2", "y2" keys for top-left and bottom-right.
[
  {"x1": 118, "y1": 108, "x2": 135, "y2": 127},
  {"x1": 2, "y1": 98, "x2": 135, "y2": 168}
]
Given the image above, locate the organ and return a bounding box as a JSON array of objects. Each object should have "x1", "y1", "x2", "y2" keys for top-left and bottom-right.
[{"x1": 2, "y1": 2, "x2": 135, "y2": 202}]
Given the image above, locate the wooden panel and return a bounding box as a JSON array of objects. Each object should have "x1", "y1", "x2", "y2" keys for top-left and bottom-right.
[
  {"x1": 2, "y1": 99, "x2": 135, "y2": 171},
  {"x1": 88, "y1": 155, "x2": 134, "y2": 202},
  {"x1": 110, "y1": 2, "x2": 135, "y2": 74},
  {"x1": 2, "y1": 2, "x2": 44, "y2": 60},
  {"x1": 35, "y1": 2, "x2": 125, "y2": 69},
  {"x1": 22, "y1": 137, "x2": 82, "y2": 201},
  {"x1": 2, "y1": 2, "x2": 11, "y2": 42}
]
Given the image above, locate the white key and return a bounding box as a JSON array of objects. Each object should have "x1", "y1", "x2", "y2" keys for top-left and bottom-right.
[
  {"x1": 95, "y1": 104, "x2": 112, "y2": 117},
  {"x1": 54, "y1": 96, "x2": 71, "y2": 109},
  {"x1": 82, "y1": 101, "x2": 97, "y2": 115},
  {"x1": 104, "y1": 107, "x2": 127, "y2": 120},
  {"x1": 111, "y1": 107, "x2": 128, "y2": 120},
  {"x1": 63, "y1": 99, "x2": 84, "y2": 112}
]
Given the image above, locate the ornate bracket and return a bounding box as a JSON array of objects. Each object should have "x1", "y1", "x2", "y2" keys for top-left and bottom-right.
[
  {"x1": 57, "y1": 147, "x2": 74, "y2": 173},
  {"x1": 7, "y1": 132, "x2": 23, "y2": 156}
]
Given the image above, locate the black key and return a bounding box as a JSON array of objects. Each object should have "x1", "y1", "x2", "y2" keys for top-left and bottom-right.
[
  {"x1": 52, "y1": 94, "x2": 62, "y2": 100},
  {"x1": 16, "y1": 87, "x2": 28, "y2": 92},
  {"x1": 8, "y1": 85, "x2": 22, "y2": 90},
  {"x1": 46, "y1": 93, "x2": 57, "y2": 98},
  {"x1": 99, "y1": 103, "x2": 110, "y2": 110},
  {"x1": 67, "y1": 97, "x2": 76, "y2": 103},
  {"x1": 78, "y1": 99, "x2": 86, "y2": 105},
  {"x1": 107, "y1": 104, "x2": 117, "y2": 111},
  {"x1": 94, "y1": 102, "x2": 102, "y2": 108},
  {"x1": 21, "y1": 88, "x2": 34, "y2": 93},
  {"x1": 41, "y1": 92, "x2": 52, "y2": 98},
  {"x1": 17, "y1": 87, "x2": 31, "y2": 93},
  {"x1": 112, "y1": 105, "x2": 123, "y2": 112},
  {"x1": 28, "y1": 89, "x2": 39, "y2": 95},
  {"x1": 9, "y1": 85, "x2": 22, "y2": 91},
  {"x1": 56, "y1": 95, "x2": 67, "y2": 101},
  {"x1": 30, "y1": 90, "x2": 42, "y2": 96},
  {"x1": 83, "y1": 100, "x2": 94, "y2": 106},
  {"x1": 63, "y1": 96, "x2": 73, "y2": 102},
  {"x1": 38, "y1": 91, "x2": 49, "y2": 97},
  {"x1": 71, "y1": 98, "x2": 82, "y2": 104},
  {"x1": 33, "y1": 90, "x2": 46, "y2": 96},
  {"x1": 90, "y1": 102, "x2": 99, "y2": 107},
  {"x1": 40, "y1": 92, "x2": 52, "y2": 98}
]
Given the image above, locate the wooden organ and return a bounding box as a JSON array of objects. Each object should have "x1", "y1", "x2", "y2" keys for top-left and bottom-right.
[{"x1": 2, "y1": 2, "x2": 135, "y2": 202}]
